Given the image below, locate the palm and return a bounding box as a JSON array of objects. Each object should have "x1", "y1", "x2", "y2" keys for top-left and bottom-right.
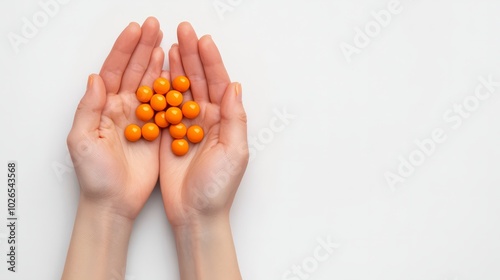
[
  {"x1": 92, "y1": 93, "x2": 161, "y2": 216},
  {"x1": 159, "y1": 23, "x2": 248, "y2": 227},
  {"x1": 160, "y1": 102, "x2": 226, "y2": 225},
  {"x1": 68, "y1": 18, "x2": 166, "y2": 220}
]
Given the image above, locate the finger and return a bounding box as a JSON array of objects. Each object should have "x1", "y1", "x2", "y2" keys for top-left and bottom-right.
[
  {"x1": 99, "y1": 22, "x2": 141, "y2": 95},
  {"x1": 120, "y1": 17, "x2": 161, "y2": 93},
  {"x1": 140, "y1": 47, "x2": 165, "y2": 86},
  {"x1": 199, "y1": 35, "x2": 231, "y2": 105},
  {"x1": 160, "y1": 70, "x2": 170, "y2": 83},
  {"x1": 177, "y1": 22, "x2": 209, "y2": 103},
  {"x1": 219, "y1": 82, "x2": 248, "y2": 158},
  {"x1": 168, "y1": 43, "x2": 193, "y2": 101},
  {"x1": 155, "y1": 30, "x2": 163, "y2": 48},
  {"x1": 69, "y1": 74, "x2": 106, "y2": 137}
]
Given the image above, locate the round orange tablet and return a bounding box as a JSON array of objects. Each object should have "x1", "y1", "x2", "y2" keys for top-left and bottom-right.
[
  {"x1": 141, "y1": 123, "x2": 160, "y2": 141},
  {"x1": 136, "y1": 104, "x2": 154, "y2": 122},
  {"x1": 136, "y1": 85, "x2": 153, "y2": 102},
  {"x1": 169, "y1": 122, "x2": 187, "y2": 139},
  {"x1": 124, "y1": 124, "x2": 142, "y2": 142},
  {"x1": 172, "y1": 76, "x2": 190, "y2": 93},
  {"x1": 181, "y1": 101, "x2": 200, "y2": 119},
  {"x1": 165, "y1": 107, "x2": 183, "y2": 125},
  {"x1": 166, "y1": 90, "x2": 183, "y2": 107},
  {"x1": 171, "y1": 139, "x2": 189, "y2": 156},
  {"x1": 187, "y1": 125, "x2": 204, "y2": 143},
  {"x1": 153, "y1": 77, "x2": 170, "y2": 94},
  {"x1": 150, "y1": 94, "x2": 167, "y2": 111},
  {"x1": 154, "y1": 111, "x2": 169, "y2": 128}
]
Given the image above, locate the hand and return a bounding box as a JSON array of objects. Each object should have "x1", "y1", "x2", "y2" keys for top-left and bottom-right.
[
  {"x1": 159, "y1": 22, "x2": 248, "y2": 280},
  {"x1": 159, "y1": 22, "x2": 249, "y2": 228},
  {"x1": 63, "y1": 17, "x2": 167, "y2": 279},
  {"x1": 67, "y1": 17, "x2": 165, "y2": 220}
]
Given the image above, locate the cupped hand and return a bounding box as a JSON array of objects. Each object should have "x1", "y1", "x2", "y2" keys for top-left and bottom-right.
[
  {"x1": 67, "y1": 17, "x2": 167, "y2": 220},
  {"x1": 159, "y1": 22, "x2": 249, "y2": 227}
]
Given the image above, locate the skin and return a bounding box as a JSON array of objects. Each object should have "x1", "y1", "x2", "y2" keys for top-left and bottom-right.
[
  {"x1": 160, "y1": 23, "x2": 248, "y2": 280},
  {"x1": 62, "y1": 17, "x2": 248, "y2": 280}
]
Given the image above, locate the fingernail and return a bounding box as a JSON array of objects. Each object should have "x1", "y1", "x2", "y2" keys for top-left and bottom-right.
[
  {"x1": 235, "y1": 82, "x2": 242, "y2": 102},
  {"x1": 87, "y1": 74, "x2": 94, "y2": 89}
]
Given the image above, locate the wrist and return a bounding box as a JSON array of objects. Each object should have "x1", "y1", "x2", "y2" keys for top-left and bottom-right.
[
  {"x1": 172, "y1": 213, "x2": 242, "y2": 280},
  {"x1": 79, "y1": 191, "x2": 138, "y2": 223},
  {"x1": 78, "y1": 195, "x2": 135, "y2": 230},
  {"x1": 62, "y1": 197, "x2": 134, "y2": 279}
]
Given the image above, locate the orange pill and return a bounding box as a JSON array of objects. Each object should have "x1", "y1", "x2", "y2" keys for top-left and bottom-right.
[
  {"x1": 171, "y1": 139, "x2": 189, "y2": 156},
  {"x1": 154, "y1": 111, "x2": 169, "y2": 128},
  {"x1": 150, "y1": 94, "x2": 167, "y2": 111},
  {"x1": 136, "y1": 104, "x2": 154, "y2": 122},
  {"x1": 165, "y1": 107, "x2": 183, "y2": 125},
  {"x1": 141, "y1": 123, "x2": 160, "y2": 141},
  {"x1": 172, "y1": 76, "x2": 190, "y2": 93},
  {"x1": 136, "y1": 85, "x2": 153, "y2": 102},
  {"x1": 181, "y1": 101, "x2": 200, "y2": 119},
  {"x1": 187, "y1": 125, "x2": 204, "y2": 143},
  {"x1": 153, "y1": 77, "x2": 170, "y2": 94},
  {"x1": 169, "y1": 122, "x2": 187, "y2": 139},
  {"x1": 166, "y1": 90, "x2": 183, "y2": 107},
  {"x1": 124, "y1": 124, "x2": 142, "y2": 142}
]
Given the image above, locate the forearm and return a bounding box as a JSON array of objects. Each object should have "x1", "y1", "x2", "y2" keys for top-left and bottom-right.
[
  {"x1": 62, "y1": 197, "x2": 133, "y2": 280},
  {"x1": 174, "y1": 214, "x2": 242, "y2": 280}
]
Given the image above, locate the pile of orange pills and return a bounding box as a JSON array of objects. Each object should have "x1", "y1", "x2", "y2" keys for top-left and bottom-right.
[{"x1": 124, "y1": 76, "x2": 204, "y2": 156}]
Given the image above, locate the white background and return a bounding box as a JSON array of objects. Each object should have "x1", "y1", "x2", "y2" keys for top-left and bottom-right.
[{"x1": 1, "y1": 0, "x2": 500, "y2": 279}]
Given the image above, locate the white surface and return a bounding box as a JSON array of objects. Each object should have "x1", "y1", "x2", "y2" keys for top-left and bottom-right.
[{"x1": 1, "y1": 0, "x2": 500, "y2": 279}]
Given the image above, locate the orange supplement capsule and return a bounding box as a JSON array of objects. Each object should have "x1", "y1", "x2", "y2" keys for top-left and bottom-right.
[
  {"x1": 153, "y1": 77, "x2": 170, "y2": 94},
  {"x1": 187, "y1": 125, "x2": 204, "y2": 143},
  {"x1": 166, "y1": 90, "x2": 183, "y2": 107},
  {"x1": 136, "y1": 85, "x2": 153, "y2": 102},
  {"x1": 150, "y1": 94, "x2": 167, "y2": 111},
  {"x1": 124, "y1": 124, "x2": 142, "y2": 142},
  {"x1": 165, "y1": 107, "x2": 183, "y2": 125},
  {"x1": 169, "y1": 122, "x2": 187, "y2": 139},
  {"x1": 136, "y1": 104, "x2": 154, "y2": 122},
  {"x1": 171, "y1": 139, "x2": 189, "y2": 156},
  {"x1": 141, "y1": 123, "x2": 160, "y2": 141},
  {"x1": 154, "y1": 111, "x2": 169, "y2": 128},
  {"x1": 172, "y1": 76, "x2": 190, "y2": 93},
  {"x1": 181, "y1": 101, "x2": 200, "y2": 119}
]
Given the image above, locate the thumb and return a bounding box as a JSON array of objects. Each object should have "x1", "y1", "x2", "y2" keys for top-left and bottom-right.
[
  {"x1": 70, "y1": 74, "x2": 106, "y2": 136},
  {"x1": 219, "y1": 82, "x2": 248, "y2": 159}
]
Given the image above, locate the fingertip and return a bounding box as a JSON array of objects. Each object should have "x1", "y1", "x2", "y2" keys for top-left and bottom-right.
[
  {"x1": 128, "y1": 22, "x2": 141, "y2": 32},
  {"x1": 178, "y1": 21, "x2": 193, "y2": 30},
  {"x1": 235, "y1": 82, "x2": 242, "y2": 102},
  {"x1": 177, "y1": 21, "x2": 196, "y2": 38},
  {"x1": 125, "y1": 22, "x2": 142, "y2": 41},
  {"x1": 153, "y1": 46, "x2": 164, "y2": 55},
  {"x1": 144, "y1": 16, "x2": 160, "y2": 29},
  {"x1": 88, "y1": 74, "x2": 106, "y2": 100},
  {"x1": 152, "y1": 46, "x2": 165, "y2": 65},
  {"x1": 160, "y1": 70, "x2": 170, "y2": 80},
  {"x1": 219, "y1": 82, "x2": 248, "y2": 151},
  {"x1": 168, "y1": 44, "x2": 179, "y2": 64},
  {"x1": 198, "y1": 35, "x2": 213, "y2": 47},
  {"x1": 200, "y1": 34, "x2": 212, "y2": 40},
  {"x1": 222, "y1": 82, "x2": 245, "y2": 115},
  {"x1": 71, "y1": 74, "x2": 106, "y2": 135}
]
